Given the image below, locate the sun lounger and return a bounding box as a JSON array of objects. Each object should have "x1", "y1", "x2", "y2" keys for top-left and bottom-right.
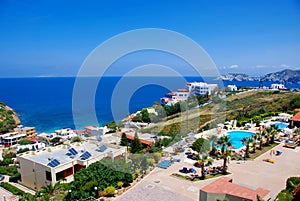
[
  {"x1": 263, "y1": 158, "x2": 275, "y2": 163},
  {"x1": 284, "y1": 142, "x2": 297, "y2": 149}
]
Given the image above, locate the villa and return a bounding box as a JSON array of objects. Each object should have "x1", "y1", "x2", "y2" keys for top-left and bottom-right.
[
  {"x1": 84, "y1": 126, "x2": 109, "y2": 136},
  {"x1": 0, "y1": 131, "x2": 27, "y2": 147},
  {"x1": 271, "y1": 84, "x2": 287, "y2": 90},
  {"x1": 199, "y1": 177, "x2": 271, "y2": 201},
  {"x1": 14, "y1": 125, "x2": 36, "y2": 138},
  {"x1": 161, "y1": 82, "x2": 218, "y2": 105},
  {"x1": 17, "y1": 141, "x2": 127, "y2": 191}
]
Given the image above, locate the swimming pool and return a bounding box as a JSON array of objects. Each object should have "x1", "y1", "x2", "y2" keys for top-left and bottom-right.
[
  {"x1": 226, "y1": 130, "x2": 255, "y2": 149},
  {"x1": 273, "y1": 122, "x2": 289, "y2": 130}
]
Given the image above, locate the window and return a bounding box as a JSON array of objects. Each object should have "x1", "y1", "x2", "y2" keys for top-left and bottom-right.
[{"x1": 45, "y1": 171, "x2": 52, "y2": 181}]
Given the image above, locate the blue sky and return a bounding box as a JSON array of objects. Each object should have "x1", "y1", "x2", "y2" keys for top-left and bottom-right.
[{"x1": 0, "y1": 0, "x2": 299, "y2": 77}]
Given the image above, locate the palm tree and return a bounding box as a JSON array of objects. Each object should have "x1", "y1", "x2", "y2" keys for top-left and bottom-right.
[
  {"x1": 262, "y1": 129, "x2": 271, "y2": 145},
  {"x1": 208, "y1": 135, "x2": 218, "y2": 156},
  {"x1": 256, "y1": 130, "x2": 265, "y2": 150},
  {"x1": 251, "y1": 134, "x2": 257, "y2": 153},
  {"x1": 196, "y1": 154, "x2": 209, "y2": 179},
  {"x1": 217, "y1": 135, "x2": 232, "y2": 174},
  {"x1": 220, "y1": 149, "x2": 231, "y2": 174},
  {"x1": 217, "y1": 135, "x2": 232, "y2": 153},
  {"x1": 268, "y1": 124, "x2": 280, "y2": 143},
  {"x1": 241, "y1": 136, "x2": 253, "y2": 158}
]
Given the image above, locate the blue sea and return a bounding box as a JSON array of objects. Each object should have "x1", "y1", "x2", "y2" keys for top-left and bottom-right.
[{"x1": 0, "y1": 77, "x2": 299, "y2": 133}]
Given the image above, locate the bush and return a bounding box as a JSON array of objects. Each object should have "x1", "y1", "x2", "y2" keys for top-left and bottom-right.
[
  {"x1": 104, "y1": 186, "x2": 115, "y2": 197},
  {"x1": 18, "y1": 139, "x2": 33, "y2": 145},
  {"x1": 153, "y1": 153, "x2": 162, "y2": 163},
  {"x1": 0, "y1": 182, "x2": 25, "y2": 195},
  {"x1": 117, "y1": 181, "x2": 123, "y2": 189},
  {"x1": 9, "y1": 173, "x2": 21, "y2": 182}
]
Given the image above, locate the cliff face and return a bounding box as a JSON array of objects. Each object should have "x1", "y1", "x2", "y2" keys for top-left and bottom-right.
[
  {"x1": 0, "y1": 101, "x2": 20, "y2": 134},
  {"x1": 217, "y1": 69, "x2": 300, "y2": 84},
  {"x1": 4, "y1": 105, "x2": 21, "y2": 125}
]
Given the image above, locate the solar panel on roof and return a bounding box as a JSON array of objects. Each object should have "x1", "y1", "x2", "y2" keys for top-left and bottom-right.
[
  {"x1": 99, "y1": 145, "x2": 107, "y2": 152},
  {"x1": 80, "y1": 151, "x2": 91, "y2": 160},
  {"x1": 69, "y1": 147, "x2": 78, "y2": 155},
  {"x1": 52, "y1": 159, "x2": 60, "y2": 166},
  {"x1": 85, "y1": 151, "x2": 91, "y2": 157},
  {"x1": 47, "y1": 159, "x2": 60, "y2": 168},
  {"x1": 47, "y1": 162, "x2": 55, "y2": 167}
]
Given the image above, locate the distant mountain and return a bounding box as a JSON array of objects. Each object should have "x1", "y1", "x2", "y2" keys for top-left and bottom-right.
[
  {"x1": 261, "y1": 69, "x2": 300, "y2": 84},
  {"x1": 217, "y1": 69, "x2": 300, "y2": 84},
  {"x1": 216, "y1": 73, "x2": 259, "y2": 81}
]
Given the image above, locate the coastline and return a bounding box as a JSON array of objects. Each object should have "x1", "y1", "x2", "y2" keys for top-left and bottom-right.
[{"x1": 4, "y1": 105, "x2": 21, "y2": 125}]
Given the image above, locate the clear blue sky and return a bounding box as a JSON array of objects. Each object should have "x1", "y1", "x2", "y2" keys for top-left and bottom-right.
[{"x1": 0, "y1": 0, "x2": 299, "y2": 77}]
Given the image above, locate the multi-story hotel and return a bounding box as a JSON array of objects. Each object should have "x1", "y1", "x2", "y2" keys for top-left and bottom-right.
[
  {"x1": 161, "y1": 82, "x2": 218, "y2": 105},
  {"x1": 17, "y1": 141, "x2": 127, "y2": 191},
  {"x1": 14, "y1": 125, "x2": 36, "y2": 138}
]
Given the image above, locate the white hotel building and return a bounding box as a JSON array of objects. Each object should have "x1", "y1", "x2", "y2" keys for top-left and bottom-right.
[
  {"x1": 17, "y1": 142, "x2": 127, "y2": 191},
  {"x1": 161, "y1": 82, "x2": 218, "y2": 105}
]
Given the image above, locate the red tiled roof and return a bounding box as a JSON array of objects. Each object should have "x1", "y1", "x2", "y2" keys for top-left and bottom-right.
[
  {"x1": 291, "y1": 111, "x2": 300, "y2": 122},
  {"x1": 201, "y1": 177, "x2": 270, "y2": 200},
  {"x1": 125, "y1": 134, "x2": 153, "y2": 146},
  {"x1": 29, "y1": 137, "x2": 38, "y2": 143}
]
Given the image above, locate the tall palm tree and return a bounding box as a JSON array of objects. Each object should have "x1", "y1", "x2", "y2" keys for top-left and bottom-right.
[
  {"x1": 217, "y1": 135, "x2": 232, "y2": 174},
  {"x1": 268, "y1": 124, "x2": 279, "y2": 143},
  {"x1": 217, "y1": 135, "x2": 232, "y2": 153},
  {"x1": 252, "y1": 134, "x2": 257, "y2": 153},
  {"x1": 241, "y1": 136, "x2": 253, "y2": 158},
  {"x1": 220, "y1": 149, "x2": 231, "y2": 174},
  {"x1": 208, "y1": 135, "x2": 218, "y2": 156},
  {"x1": 256, "y1": 130, "x2": 264, "y2": 150},
  {"x1": 196, "y1": 154, "x2": 209, "y2": 179},
  {"x1": 262, "y1": 129, "x2": 271, "y2": 145}
]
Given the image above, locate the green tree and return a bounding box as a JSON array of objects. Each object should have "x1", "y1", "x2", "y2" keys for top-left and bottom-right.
[
  {"x1": 241, "y1": 136, "x2": 253, "y2": 158},
  {"x1": 217, "y1": 135, "x2": 232, "y2": 154},
  {"x1": 220, "y1": 149, "x2": 232, "y2": 174},
  {"x1": 120, "y1": 133, "x2": 128, "y2": 146},
  {"x1": 141, "y1": 109, "x2": 151, "y2": 123},
  {"x1": 153, "y1": 152, "x2": 162, "y2": 163},
  {"x1": 130, "y1": 132, "x2": 143, "y2": 154},
  {"x1": 208, "y1": 135, "x2": 218, "y2": 155},
  {"x1": 18, "y1": 139, "x2": 33, "y2": 145},
  {"x1": 71, "y1": 136, "x2": 82, "y2": 143},
  {"x1": 191, "y1": 138, "x2": 210, "y2": 154}
]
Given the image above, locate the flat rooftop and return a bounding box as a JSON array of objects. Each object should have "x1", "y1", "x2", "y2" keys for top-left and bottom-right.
[{"x1": 18, "y1": 141, "x2": 124, "y2": 167}]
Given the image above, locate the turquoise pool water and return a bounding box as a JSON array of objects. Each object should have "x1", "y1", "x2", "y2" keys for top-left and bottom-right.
[
  {"x1": 227, "y1": 130, "x2": 255, "y2": 149},
  {"x1": 273, "y1": 122, "x2": 289, "y2": 130}
]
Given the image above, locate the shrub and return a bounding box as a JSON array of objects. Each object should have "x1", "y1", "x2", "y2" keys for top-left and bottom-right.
[
  {"x1": 104, "y1": 186, "x2": 115, "y2": 197},
  {"x1": 18, "y1": 139, "x2": 33, "y2": 145},
  {"x1": 153, "y1": 152, "x2": 162, "y2": 163},
  {"x1": 0, "y1": 182, "x2": 25, "y2": 195},
  {"x1": 117, "y1": 181, "x2": 123, "y2": 189}
]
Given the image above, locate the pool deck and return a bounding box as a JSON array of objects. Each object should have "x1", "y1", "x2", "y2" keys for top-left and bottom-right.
[{"x1": 114, "y1": 141, "x2": 300, "y2": 201}]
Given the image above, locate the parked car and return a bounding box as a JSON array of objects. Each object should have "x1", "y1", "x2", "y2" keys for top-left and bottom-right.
[{"x1": 0, "y1": 174, "x2": 4, "y2": 181}]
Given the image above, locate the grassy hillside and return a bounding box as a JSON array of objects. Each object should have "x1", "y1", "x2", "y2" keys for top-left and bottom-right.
[
  {"x1": 141, "y1": 91, "x2": 300, "y2": 136},
  {"x1": 0, "y1": 101, "x2": 19, "y2": 134}
]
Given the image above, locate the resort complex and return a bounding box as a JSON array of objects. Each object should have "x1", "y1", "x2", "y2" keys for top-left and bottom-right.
[{"x1": 1, "y1": 89, "x2": 300, "y2": 201}]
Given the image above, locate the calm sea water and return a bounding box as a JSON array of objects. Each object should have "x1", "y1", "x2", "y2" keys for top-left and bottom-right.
[{"x1": 0, "y1": 77, "x2": 298, "y2": 133}]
